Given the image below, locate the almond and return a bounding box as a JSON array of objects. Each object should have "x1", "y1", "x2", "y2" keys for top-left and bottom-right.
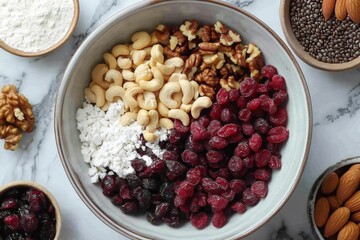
[
  {"x1": 335, "y1": 0, "x2": 348, "y2": 20},
  {"x1": 346, "y1": 0, "x2": 360, "y2": 23},
  {"x1": 323, "y1": 0, "x2": 336, "y2": 20},
  {"x1": 348, "y1": 164, "x2": 360, "y2": 172},
  {"x1": 321, "y1": 172, "x2": 339, "y2": 195},
  {"x1": 336, "y1": 169, "x2": 360, "y2": 204},
  {"x1": 314, "y1": 197, "x2": 330, "y2": 228},
  {"x1": 324, "y1": 207, "x2": 350, "y2": 237},
  {"x1": 337, "y1": 221, "x2": 359, "y2": 240},
  {"x1": 345, "y1": 191, "x2": 360, "y2": 212},
  {"x1": 327, "y1": 195, "x2": 340, "y2": 211},
  {"x1": 351, "y1": 211, "x2": 360, "y2": 222}
]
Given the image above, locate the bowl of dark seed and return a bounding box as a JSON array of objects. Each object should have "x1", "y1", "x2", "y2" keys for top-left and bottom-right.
[{"x1": 280, "y1": 0, "x2": 360, "y2": 71}]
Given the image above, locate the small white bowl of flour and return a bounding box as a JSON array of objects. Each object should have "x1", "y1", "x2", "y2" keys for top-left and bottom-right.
[{"x1": 0, "y1": 0, "x2": 79, "y2": 57}]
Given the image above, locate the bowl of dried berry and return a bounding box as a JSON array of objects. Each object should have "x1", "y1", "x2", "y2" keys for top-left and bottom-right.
[
  {"x1": 0, "y1": 181, "x2": 61, "y2": 240},
  {"x1": 308, "y1": 157, "x2": 360, "y2": 239},
  {"x1": 280, "y1": 0, "x2": 360, "y2": 71},
  {"x1": 55, "y1": 0, "x2": 312, "y2": 239}
]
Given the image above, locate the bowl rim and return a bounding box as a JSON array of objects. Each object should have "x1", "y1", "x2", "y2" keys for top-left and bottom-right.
[
  {"x1": 307, "y1": 156, "x2": 360, "y2": 239},
  {"x1": 0, "y1": 181, "x2": 62, "y2": 240},
  {"x1": 54, "y1": 0, "x2": 313, "y2": 239},
  {"x1": 0, "y1": 0, "x2": 80, "y2": 58},
  {"x1": 279, "y1": 0, "x2": 360, "y2": 71}
]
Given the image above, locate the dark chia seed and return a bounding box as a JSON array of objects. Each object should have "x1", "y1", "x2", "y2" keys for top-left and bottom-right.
[{"x1": 290, "y1": 0, "x2": 360, "y2": 63}]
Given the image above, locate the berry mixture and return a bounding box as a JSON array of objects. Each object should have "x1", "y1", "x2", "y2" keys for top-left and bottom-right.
[
  {"x1": 0, "y1": 187, "x2": 57, "y2": 240},
  {"x1": 78, "y1": 20, "x2": 290, "y2": 230}
]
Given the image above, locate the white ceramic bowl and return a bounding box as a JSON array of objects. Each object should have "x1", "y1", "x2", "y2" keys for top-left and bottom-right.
[{"x1": 55, "y1": 1, "x2": 312, "y2": 239}]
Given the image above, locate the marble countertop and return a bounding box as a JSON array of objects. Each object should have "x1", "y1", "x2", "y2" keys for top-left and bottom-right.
[{"x1": 1, "y1": 0, "x2": 360, "y2": 239}]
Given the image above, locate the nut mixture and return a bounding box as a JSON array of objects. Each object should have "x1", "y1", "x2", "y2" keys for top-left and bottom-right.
[
  {"x1": 290, "y1": 0, "x2": 360, "y2": 63},
  {"x1": 79, "y1": 20, "x2": 290, "y2": 229},
  {"x1": 314, "y1": 164, "x2": 360, "y2": 239},
  {"x1": 0, "y1": 85, "x2": 35, "y2": 151}
]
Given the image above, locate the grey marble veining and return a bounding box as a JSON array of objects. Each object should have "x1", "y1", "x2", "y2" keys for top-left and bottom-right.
[{"x1": 1, "y1": 0, "x2": 360, "y2": 239}]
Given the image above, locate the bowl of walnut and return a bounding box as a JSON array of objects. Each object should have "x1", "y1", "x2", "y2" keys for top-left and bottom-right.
[{"x1": 54, "y1": 0, "x2": 312, "y2": 239}]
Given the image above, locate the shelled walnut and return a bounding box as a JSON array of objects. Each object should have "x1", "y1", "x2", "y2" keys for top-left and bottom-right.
[{"x1": 0, "y1": 85, "x2": 35, "y2": 150}]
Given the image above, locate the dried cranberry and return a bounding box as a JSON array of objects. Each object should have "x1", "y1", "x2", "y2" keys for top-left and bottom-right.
[
  {"x1": 101, "y1": 175, "x2": 118, "y2": 197},
  {"x1": 120, "y1": 201, "x2": 138, "y2": 214},
  {"x1": 241, "y1": 123, "x2": 254, "y2": 136},
  {"x1": 227, "y1": 132, "x2": 244, "y2": 143},
  {"x1": 251, "y1": 181, "x2": 268, "y2": 198},
  {"x1": 119, "y1": 185, "x2": 133, "y2": 199},
  {"x1": 267, "y1": 126, "x2": 289, "y2": 143},
  {"x1": 209, "y1": 136, "x2": 228, "y2": 149},
  {"x1": 256, "y1": 80, "x2": 271, "y2": 94},
  {"x1": 177, "y1": 181, "x2": 195, "y2": 199},
  {"x1": 236, "y1": 96, "x2": 247, "y2": 108},
  {"x1": 191, "y1": 121, "x2": 208, "y2": 140},
  {"x1": 254, "y1": 168, "x2": 271, "y2": 181},
  {"x1": 260, "y1": 94, "x2": 277, "y2": 114},
  {"x1": 174, "y1": 119, "x2": 190, "y2": 133},
  {"x1": 231, "y1": 202, "x2": 247, "y2": 213},
  {"x1": 181, "y1": 149, "x2": 199, "y2": 166},
  {"x1": 190, "y1": 211, "x2": 209, "y2": 229},
  {"x1": 249, "y1": 133, "x2": 262, "y2": 152},
  {"x1": 234, "y1": 141, "x2": 251, "y2": 157},
  {"x1": 217, "y1": 124, "x2": 238, "y2": 138},
  {"x1": 228, "y1": 89, "x2": 240, "y2": 102},
  {"x1": 238, "y1": 109, "x2": 252, "y2": 122},
  {"x1": 271, "y1": 74, "x2": 286, "y2": 90},
  {"x1": 154, "y1": 203, "x2": 170, "y2": 218},
  {"x1": 0, "y1": 199, "x2": 17, "y2": 210},
  {"x1": 174, "y1": 195, "x2": 186, "y2": 207},
  {"x1": 186, "y1": 136, "x2": 205, "y2": 153},
  {"x1": 210, "y1": 103, "x2": 222, "y2": 120},
  {"x1": 261, "y1": 65, "x2": 277, "y2": 78},
  {"x1": 212, "y1": 210, "x2": 226, "y2": 228},
  {"x1": 207, "y1": 120, "x2": 222, "y2": 137},
  {"x1": 163, "y1": 150, "x2": 179, "y2": 161},
  {"x1": 216, "y1": 88, "x2": 230, "y2": 105},
  {"x1": 111, "y1": 195, "x2": 123, "y2": 206},
  {"x1": 253, "y1": 118, "x2": 271, "y2": 135},
  {"x1": 242, "y1": 188, "x2": 260, "y2": 206},
  {"x1": 169, "y1": 129, "x2": 182, "y2": 144},
  {"x1": 201, "y1": 178, "x2": 223, "y2": 194},
  {"x1": 28, "y1": 189, "x2": 47, "y2": 213},
  {"x1": 228, "y1": 156, "x2": 244, "y2": 172},
  {"x1": 20, "y1": 211, "x2": 39, "y2": 233},
  {"x1": 149, "y1": 159, "x2": 166, "y2": 174},
  {"x1": 229, "y1": 179, "x2": 246, "y2": 194},
  {"x1": 197, "y1": 115, "x2": 211, "y2": 128},
  {"x1": 131, "y1": 159, "x2": 147, "y2": 172},
  {"x1": 239, "y1": 77, "x2": 257, "y2": 98},
  {"x1": 207, "y1": 195, "x2": 228, "y2": 212},
  {"x1": 255, "y1": 149, "x2": 271, "y2": 167},
  {"x1": 247, "y1": 98, "x2": 261, "y2": 111},
  {"x1": 270, "y1": 108, "x2": 287, "y2": 126},
  {"x1": 268, "y1": 155, "x2": 282, "y2": 169},
  {"x1": 220, "y1": 108, "x2": 233, "y2": 123},
  {"x1": 206, "y1": 150, "x2": 224, "y2": 163},
  {"x1": 186, "y1": 168, "x2": 201, "y2": 185},
  {"x1": 222, "y1": 189, "x2": 236, "y2": 202},
  {"x1": 166, "y1": 161, "x2": 186, "y2": 179},
  {"x1": 243, "y1": 156, "x2": 255, "y2": 169},
  {"x1": 4, "y1": 214, "x2": 21, "y2": 230},
  {"x1": 273, "y1": 89, "x2": 288, "y2": 105}
]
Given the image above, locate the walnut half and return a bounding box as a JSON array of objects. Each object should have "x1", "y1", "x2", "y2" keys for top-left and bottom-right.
[{"x1": 0, "y1": 85, "x2": 35, "y2": 150}]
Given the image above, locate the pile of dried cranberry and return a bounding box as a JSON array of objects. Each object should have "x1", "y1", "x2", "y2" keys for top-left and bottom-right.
[
  {"x1": 0, "y1": 187, "x2": 57, "y2": 240},
  {"x1": 100, "y1": 64, "x2": 289, "y2": 229}
]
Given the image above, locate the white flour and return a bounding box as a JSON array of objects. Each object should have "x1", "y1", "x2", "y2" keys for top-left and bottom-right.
[
  {"x1": 0, "y1": 0, "x2": 74, "y2": 52},
  {"x1": 76, "y1": 101, "x2": 169, "y2": 183}
]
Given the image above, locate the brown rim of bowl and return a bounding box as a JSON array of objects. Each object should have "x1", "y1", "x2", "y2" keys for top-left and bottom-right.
[
  {"x1": 0, "y1": 0, "x2": 79, "y2": 58},
  {"x1": 54, "y1": 0, "x2": 313, "y2": 239},
  {"x1": 0, "y1": 181, "x2": 62, "y2": 240},
  {"x1": 307, "y1": 156, "x2": 360, "y2": 239},
  {"x1": 279, "y1": 0, "x2": 360, "y2": 71}
]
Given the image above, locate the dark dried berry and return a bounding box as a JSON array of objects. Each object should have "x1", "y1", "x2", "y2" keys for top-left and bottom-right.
[
  {"x1": 126, "y1": 174, "x2": 142, "y2": 189},
  {"x1": 146, "y1": 212, "x2": 161, "y2": 225},
  {"x1": 39, "y1": 220, "x2": 56, "y2": 240},
  {"x1": 131, "y1": 159, "x2": 147, "y2": 172},
  {"x1": 142, "y1": 178, "x2": 160, "y2": 191},
  {"x1": 159, "y1": 182, "x2": 175, "y2": 201},
  {"x1": 4, "y1": 214, "x2": 21, "y2": 230},
  {"x1": 101, "y1": 175, "x2": 118, "y2": 197},
  {"x1": 120, "y1": 201, "x2": 138, "y2": 214},
  {"x1": 253, "y1": 118, "x2": 270, "y2": 135},
  {"x1": 111, "y1": 195, "x2": 123, "y2": 206},
  {"x1": 154, "y1": 203, "x2": 170, "y2": 218},
  {"x1": 0, "y1": 199, "x2": 17, "y2": 210},
  {"x1": 20, "y1": 211, "x2": 39, "y2": 233},
  {"x1": 5, "y1": 233, "x2": 25, "y2": 240}
]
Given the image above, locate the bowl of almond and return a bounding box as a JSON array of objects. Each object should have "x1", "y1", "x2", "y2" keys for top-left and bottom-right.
[{"x1": 308, "y1": 157, "x2": 360, "y2": 239}]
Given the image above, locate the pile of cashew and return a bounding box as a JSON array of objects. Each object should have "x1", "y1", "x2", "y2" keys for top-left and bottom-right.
[{"x1": 84, "y1": 29, "x2": 213, "y2": 142}]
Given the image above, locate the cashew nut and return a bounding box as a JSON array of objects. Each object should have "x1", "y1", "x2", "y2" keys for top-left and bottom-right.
[
  {"x1": 159, "y1": 82, "x2": 181, "y2": 109},
  {"x1": 173, "y1": 91, "x2": 183, "y2": 109},
  {"x1": 174, "y1": 67, "x2": 184, "y2": 73},
  {"x1": 84, "y1": 88, "x2": 96, "y2": 103},
  {"x1": 168, "y1": 109, "x2": 190, "y2": 126},
  {"x1": 137, "y1": 109, "x2": 149, "y2": 126},
  {"x1": 168, "y1": 73, "x2": 187, "y2": 82},
  {"x1": 143, "y1": 129, "x2": 157, "y2": 142},
  {"x1": 103, "y1": 53, "x2": 117, "y2": 69},
  {"x1": 159, "y1": 118, "x2": 174, "y2": 130},
  {"x1": 137, "y1": 91, "x2": 157, "y2": 110},
  {"x1": 131, "y1": 31, "x2": 151, "y2": 50},
  {"x1": 134, "y1": 63, "x2": 152, "y2": 82},
  {"x1": 164, "y1": 57, "x2": 184, "y2": 68},
  {"x1": 190, "y1": 81, "x2": 200, "y2": 100},
  {"x1": 123, "y1": 86, "x2": 143, "y2": 111},
  {"x1": 150, "y1": 44, "x2": 164, "y2": 64},
  {"x1": 180, "y1": 103, "x2": 192, "y2": 113},
  {"x1": 150, "y1": 31, "x2": 159, "y2": 45},
  {"x1": 105, "y1": 86, "x2": 125, "y2": 102},
  {"x1": 111, "y1": 44, "x2": 130, "y2": 57},
  {"x1": 158, "y1": 102, "x2": 169, "y2": 117},
  {"x1": 179, "y1": 80, "x2": 194, "y2": 104},
  {"x1": 123, "y1": 82, "x2": 139, "y2": 89},
  {"x1": 122, "y1": 69, "x2": 135, "y2": 81},
  {"x1": 104, "y1": 69, "x2": 123, "y2": 86},
  {"x1": 191, "y1": 96, "x2": 213, "y2": 119},
  {"x1": 139, "y1": 67, "x2": 164, "y2": 91},
  {"x1": 157, "y1": 62, "x2": 175, "y2": 76},
  {"x1": 117, "y1": 57, "x2": 132, "y2": 70},
  {"x1": 90, "y1": 84, "x2": 106, "y2": 107},
  {"x1": 121, "y1": 112, "x2": 138, "y2": 126},
  {"x1": 131, "y1": 50, "x2": 147, "y2": 66},
  {"x1": 91, "y1": 64, "x2": 109, "y2": 89},
  {"x1": 146, "y1": 110, "x2": 159, "y2": 133},
  {"x1": 102, "y1": 101, "x2": 110, "y2": 111}
]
